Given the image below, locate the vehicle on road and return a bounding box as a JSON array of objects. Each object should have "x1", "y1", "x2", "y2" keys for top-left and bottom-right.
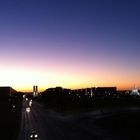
[
  {"x1": 26, "y1": 107, "x2": 30, "y2": 113},
  {"x1": 30, "y1": 131, "x2": 39, "y2": 140}
]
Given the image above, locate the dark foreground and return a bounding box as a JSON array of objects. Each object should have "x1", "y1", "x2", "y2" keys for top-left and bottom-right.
[
  {"x1": 96, "y1": 111, "x2": 140, "y2": 140},
  {"x1": 17, "y1": 98, "x2": 140, "y2": 140},
  {"x1": 0, "y1": 94, "x2": 22, "y2": 140}
]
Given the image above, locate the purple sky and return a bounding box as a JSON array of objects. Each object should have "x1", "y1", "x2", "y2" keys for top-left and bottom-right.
[{"x1": 0, "y1": 0, "x2": 140, "y2": 91}]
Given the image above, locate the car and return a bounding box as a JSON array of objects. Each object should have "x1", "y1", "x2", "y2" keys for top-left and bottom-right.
[
  {"x1": 26, "y1": 107, "x2": 30, "y2": 112},
  {"x1": 30, "y1": 131, "x2": 39, "y2": 140},
  {"x1": 29, "y1": 100, "x2": 32, "y2": 106}
]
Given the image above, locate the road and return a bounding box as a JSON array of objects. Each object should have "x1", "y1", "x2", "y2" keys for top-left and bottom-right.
[{"x1": 17, "y1": 98, "x2": 127, "y2": 140}]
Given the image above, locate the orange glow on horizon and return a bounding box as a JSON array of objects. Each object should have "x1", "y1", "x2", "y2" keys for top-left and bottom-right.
[
  {"x1": 0, "y1": 65, "x2": 140, "y2": 92},
  {"x1": 15, "y1": 83, "x2": 138, "y2": 92}
]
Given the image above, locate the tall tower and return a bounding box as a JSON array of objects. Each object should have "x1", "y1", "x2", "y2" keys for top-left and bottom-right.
[{"x1": 33, "y1": 85, "x2": 38, "y2": 96}]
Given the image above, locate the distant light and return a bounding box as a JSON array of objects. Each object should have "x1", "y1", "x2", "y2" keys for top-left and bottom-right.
[
  {"x1": 13, "y1": 105, "x2": 15, "y2": 108},
  {"x1": 26, "y1": 98, "x2": 28, "y2": 101}
]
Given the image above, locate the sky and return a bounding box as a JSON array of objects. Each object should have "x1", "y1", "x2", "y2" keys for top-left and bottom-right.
[{"x1": 0, "y1": 0, "x2": 140, "y2": 91}]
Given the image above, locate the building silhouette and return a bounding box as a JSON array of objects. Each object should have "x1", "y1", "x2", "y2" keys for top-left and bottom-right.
[
  {"x1": 0, "y1": 86, "x2": 17, "y2": 95},
  {"x1": 130, "y1": 88, "x2": 140, "y2": 96},
  {"x1": 33, "y1": 85, "x2": 38, "y2": 96}
]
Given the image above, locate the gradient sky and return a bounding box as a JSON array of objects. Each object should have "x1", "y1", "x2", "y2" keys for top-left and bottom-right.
[{"x1": 0, "y1": 0, "x2": 140, "y2": 91}]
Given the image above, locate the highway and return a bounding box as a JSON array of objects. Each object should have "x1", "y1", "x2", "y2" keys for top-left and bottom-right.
[{"x1": 17, "y1": 98, "x2": 123, "y2": 140}]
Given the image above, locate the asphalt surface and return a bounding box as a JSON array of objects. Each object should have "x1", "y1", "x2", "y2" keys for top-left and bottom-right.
[{"x1": 17, "y1": 98, "x2": 133, "y2": 140}]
